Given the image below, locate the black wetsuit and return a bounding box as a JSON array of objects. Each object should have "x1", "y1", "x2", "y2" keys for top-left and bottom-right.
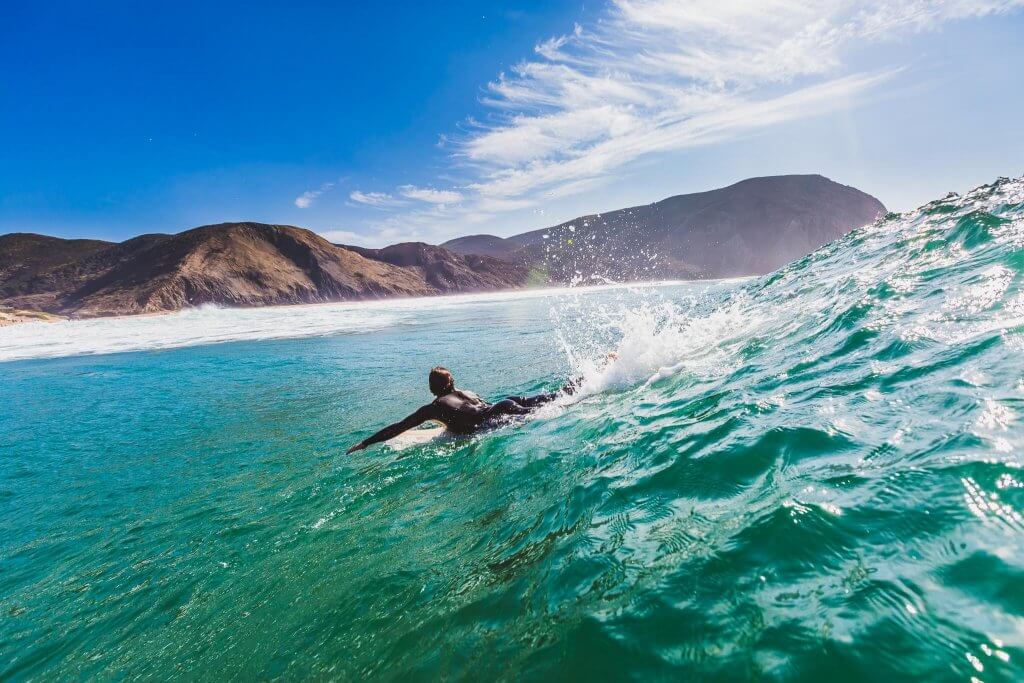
[{"x1": 358, "y1": 385, "x2": 570, "y2": 449}]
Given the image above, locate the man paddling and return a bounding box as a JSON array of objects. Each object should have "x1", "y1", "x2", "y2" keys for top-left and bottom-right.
[{"x1": 346, "y1": 366, "x2": 574, "y2": 454}]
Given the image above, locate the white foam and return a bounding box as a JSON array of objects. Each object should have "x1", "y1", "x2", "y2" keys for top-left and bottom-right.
[
  {"x1": 0, "y1": 303, "x2": 406, "y2": 362},
  {"x1": 555, "y1": 285, "x2": 761, "y2": 398},
  {"x1": 0, "y1": 281, "x2": 705, "y2": 363}
]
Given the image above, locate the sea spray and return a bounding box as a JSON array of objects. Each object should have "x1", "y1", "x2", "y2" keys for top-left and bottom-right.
[{"x1": 555, "y1": 177, "x2": 1024, "y2": 400}]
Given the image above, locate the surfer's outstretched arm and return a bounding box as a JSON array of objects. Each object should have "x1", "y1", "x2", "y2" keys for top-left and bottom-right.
[{"x1": 347, "y1": 404, "x2": 437, "y2": 453}]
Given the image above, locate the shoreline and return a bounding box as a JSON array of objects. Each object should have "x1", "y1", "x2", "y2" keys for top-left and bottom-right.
[
  {"x1": 0, "y1": 279, "x2": 747, "y2": 362},
  {"x1": 0, "y1": 277, "x2": 750, "y2": 329},
  {"x1": 0, "y1": 307, "x2": 67, "y2": 327}
]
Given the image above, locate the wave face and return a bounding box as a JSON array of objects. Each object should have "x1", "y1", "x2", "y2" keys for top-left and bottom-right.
[
  {"x1": 1, "y1": 178, "x2": 1023, "y2": 680},
  {"x1": 541, "y1": 177, "x2": 1024, "y2": 679}
]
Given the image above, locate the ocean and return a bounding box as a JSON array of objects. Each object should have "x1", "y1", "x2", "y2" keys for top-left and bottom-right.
[{"x1": 1, "y1": 177, "x2": 1022, "y2": 680}]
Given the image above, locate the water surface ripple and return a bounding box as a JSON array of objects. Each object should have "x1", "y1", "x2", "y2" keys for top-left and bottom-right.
[{"x1": 1, "y1": 178, "x2": 1023, "y2": 680}]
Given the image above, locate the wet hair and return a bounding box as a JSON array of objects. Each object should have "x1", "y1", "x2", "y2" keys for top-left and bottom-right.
[{"x1": 429, "y1": 366, "x2": 455, "y2": 396}]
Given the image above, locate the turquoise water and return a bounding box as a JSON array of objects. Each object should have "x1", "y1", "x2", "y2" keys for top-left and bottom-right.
[{"x1": 2, "y1": 178, "x2": 1024, "y2": 680}]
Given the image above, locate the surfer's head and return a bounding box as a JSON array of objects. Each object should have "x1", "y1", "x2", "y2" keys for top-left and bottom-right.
[{"x1": 429, "y1": 366, "x2": 455, "y2": 396}]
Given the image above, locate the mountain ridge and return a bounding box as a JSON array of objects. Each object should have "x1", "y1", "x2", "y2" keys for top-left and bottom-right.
[
  {"x1": 0, "y1": 223, "x2": 530, "y2": 319},
  {"x1": 0, "y1": 174, "x2": 886, "y2": 320},
  {"x1": 442, "y1": 174, "x2": 886, "y2": 281}
]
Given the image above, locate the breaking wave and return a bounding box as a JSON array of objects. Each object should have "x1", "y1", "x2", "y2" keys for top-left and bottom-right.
[
  {"x1": 3, "y1": 177, "x2": 1023, "y2": 680},
  {"x1": 0, "y1": 283, "x2": 686, "y2": 363}
]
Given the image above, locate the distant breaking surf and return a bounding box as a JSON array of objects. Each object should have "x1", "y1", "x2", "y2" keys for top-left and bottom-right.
[{"x1": 0, "y1": 281, "x2": 698, "y2": 363}]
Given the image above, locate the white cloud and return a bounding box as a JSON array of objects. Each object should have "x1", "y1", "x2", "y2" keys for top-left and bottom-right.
[
  {"x1": 399, "y1": 185, "x2": 464, "y2": 204},
  {"x1": 340, "y1": 0, "x2": 1024, "y2": 243},
  {"x1": 348, "y1": 190, "x2": 404, "y2": 208},
  {"x1": 294, "y1": 181, "x2": 336, "y2": 208},
  {"x1": 456, "y1": 0, "x2": 1024, "y2": 205},
  {"x1": 318, "y1": 228, "x2": 412, "y2": 248},
  {"x1": 294, "y1": 190, "x2": 321, "y2": 208},
  {"x1": 317, "y1": 229, "x2": 365, "y2": 244}
]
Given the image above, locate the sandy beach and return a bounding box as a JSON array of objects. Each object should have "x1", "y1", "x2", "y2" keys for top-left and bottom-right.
[{"x1": 0, "y1": 307, "x2": 65, "y2": 327}]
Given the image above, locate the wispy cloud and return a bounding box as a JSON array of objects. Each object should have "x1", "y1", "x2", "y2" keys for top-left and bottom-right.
[
  {"x1": 336, "y1": 0, "x2": 1024, "y2": 242},
  {"x1": 459, "y1": 0, "x2": 1023, "y2": 204},
  {"x1": 348, "y1": 190, "x2": 404, "y2": 208},
  {"x1": 294, "y1": 181, "x2": 335, "y2": 209},
  {"x1": 399, "y1": 185, "x2": 464, "y2": 204}
]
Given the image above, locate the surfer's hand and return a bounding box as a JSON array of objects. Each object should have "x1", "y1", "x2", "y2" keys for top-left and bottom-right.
[{"x1": 346, "y1": 441, "x2": 366, "y2": 454}]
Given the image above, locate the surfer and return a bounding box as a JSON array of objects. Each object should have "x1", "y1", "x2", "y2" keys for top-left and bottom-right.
[{"x1": 346, "y1": 366, "x2": 576, "y2": 454}]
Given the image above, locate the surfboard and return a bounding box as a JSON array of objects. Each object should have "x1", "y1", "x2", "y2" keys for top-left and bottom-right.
[{"x1": 385, "y1": 421, "x2": 449, "y2": 450}]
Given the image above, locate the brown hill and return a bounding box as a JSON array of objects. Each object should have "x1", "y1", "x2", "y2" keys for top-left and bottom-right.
[
  {"x1": 342, "y1": 242, "x2": 531, "y2": 293},
  {"x1": 0, "y1": 223, "x2": 529, "y2": 318},
  {"x1": 0, "y1": 233, "x2": 112, "y2": 295},
  {"x1": 444, "y1": 175, "x2": 886, "y2": 281},
  {"x1": 441, "y1": 234, "x2": 521, "y2": 260},
  {"x1": 0, "y1": 175, "x2": 886, "y2": 320}
]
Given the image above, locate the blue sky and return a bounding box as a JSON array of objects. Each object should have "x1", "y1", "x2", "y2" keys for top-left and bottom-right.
[{"x1": 2, "y1": 1, "x2": 1023, "y2": 245}]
